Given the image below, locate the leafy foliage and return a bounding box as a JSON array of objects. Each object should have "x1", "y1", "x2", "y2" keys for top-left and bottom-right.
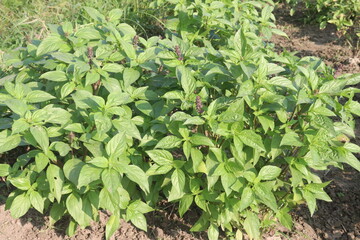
[
  {"x1": 280, "y1": 0, "x2": 360, "y2": 37},
  {"x1": 1, "y1": 1, "x2": 360, "y2": 239}
]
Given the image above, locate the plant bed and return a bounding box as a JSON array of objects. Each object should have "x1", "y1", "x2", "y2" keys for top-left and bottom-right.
[{"x1": 0, "y1": 1, "x2": 360, "y2": 240}]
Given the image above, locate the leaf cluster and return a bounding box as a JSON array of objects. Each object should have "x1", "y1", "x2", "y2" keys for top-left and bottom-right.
[{"x1": 0, "y1": 1, "x2": 360, "y2": 239}]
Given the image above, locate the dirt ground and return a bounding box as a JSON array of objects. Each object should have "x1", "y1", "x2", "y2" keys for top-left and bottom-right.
[{"x1": 0, "y1": 7, "x2": 360, "y2": 240}]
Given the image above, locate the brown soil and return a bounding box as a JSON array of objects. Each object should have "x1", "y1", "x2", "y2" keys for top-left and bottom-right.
[{"x1": 0, "y1": 7, "x2": 360, "y2": 240}]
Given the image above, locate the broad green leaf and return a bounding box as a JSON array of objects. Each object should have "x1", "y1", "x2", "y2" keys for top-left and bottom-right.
[
  {"x1": 106, "y1": 215, "x2": 120, "y2": 240},
  {"x1": 342, "y1": 151, "x2": 360, "y2": 172},
  {"x1": 254, "y1": 182, "x2": 277, "y2": 211},
  {"x1": 10, "y1": 193, "x2": 31, "y2": 218},
  {"x1": 35, "y1": 152, "x2": 49, "y2": 172},
  {"x1": 103, "y1": 63, "x2": 124, "y2": 73},
  {"x1": 0, "y1": 164, "x2": 10, "y2": 176},
  {"x1": 125, "y1": 165, "x2": 149, "y2": 193},
  {"x1": 50, "y1": 203, "x2": 66, "y2": 225},
  {"x1": 94, "y1": 112, "x2": 112, "y2": 133},
  {"x1": 267, "y1": 76, "x2": 297, "y2": 91},
  {"x1": 155, "y1": 136, "x2": 182, "y2": 149},
  {"x1": 170, "y1": 169, "x2": 186, "y2": 199},
  {"x1": 4, "y1": 99, "x2": 28, "y2": 116},
  {"x1": 36, "y1": 35, "x2": 67, "y2": 56},
  {"x1": 66, "y1": 193, "x2": 91, "y2": 227},
  {"x1": 76, "y1": 27, "x2": 101, "y2": 39},
  {"x1": 146, "y1": 149, "x2": 173, "y2": 165},
  {"x1": 102, "y1": 168, "x2": 120, "y2": 193},
  {"x1": 63, "y1": 158, "x2": 85, "y2": 186},
  {"x1": 243, "y1": 211, "x2": 260, "y2": 240},
  {"x1": 184, "y1": 116, "x2": 205, "y2": 125},
  {"x1": 66, "y1": 219, "x2": 78, "y2": 237},
  {"x1": 280, "y1": 132, "x2": 304, "y2": 147},
  {"x1": 176, "y1": 66, "x2": 196, "y2": 96},
  {"x1": 179, "y1": 194, "x2": 193, "y2": 217},
  {"x1": 239, "y1": 187, "x2": 254, "y2": 212},
  {"x1": 123, "y1": 68, "x2": 140, "y2": 88},
  {"x1": 12, "y1": 118, "x2": 30, "y2": 134},
  {"x1": 40, "y1": 71, "x2": 67, "y2": 82},
  {"x1": 0, "y1": 134, "x2": 21, "y2": 153},
  {"x1": 302, "y1": 190, "x2": 316, "y2": 216},
  {"x1": 276, "y1": 208, "x2": 293, "y2": 230},
  {"x1": 135, "y1": 100, "x2": 153, "y2": 117},
  {"x1": 26, "y1": 90, "x2": 55, "y2": 103},
  {"x1": 83, "y1": 7, "x2": 106, "y2": 22},
  {"x1": 9, "y1": 177, "x2": 31, "y2": 190},
  {"x1": 190, "y1": 134, "x2": 214, "y2": 147},
  {"x1": 208, "y1": 224, "x2": 219, "y2": 240},
  {"x1": 30, "y1": 126, "x2": 49, "y2": 152},
  {"x1": 130, "y1": 212, "x2": 147, "y2": 231},
  {"x1": 107, "y1": 92, "x2": 132, "y2": 106},
  {"x1": 78, "y1": 164, "x2": 103, "y2": 187},
  {"x1": 29, "y1": 190, "x2": 44, "y2": 213},
  {"x1": 257, "y1": 165, "x2": 282, "y2": 181},
  {"x1": 106, "y1": 132, "x2": 126, "y2": 158},
  {"x1": 47, "y1": 164, "x2": 65, "y2": 203},
  {"x1": 238, "y1": 130, "x2": 265, "y2": 151},
  {"x1": 343, "y1": 143, "x2": 360, "y2": 153}
]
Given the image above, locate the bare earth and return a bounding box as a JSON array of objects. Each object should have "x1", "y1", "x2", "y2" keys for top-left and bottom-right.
[{"x1": 0, "y1": 8, "x2": 360, "y2": 240}]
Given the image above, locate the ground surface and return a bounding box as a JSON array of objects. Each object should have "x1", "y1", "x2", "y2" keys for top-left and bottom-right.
[{"x1": 0, "y1": 8, "x2": 360, "y2": 240}]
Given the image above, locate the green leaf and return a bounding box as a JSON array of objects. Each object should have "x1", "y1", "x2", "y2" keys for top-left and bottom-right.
[
  {"x1": 76, "y1": 27, "x2": 101, "y2": 40},
  {"x1": 12, "y1": 119, "x2": 30, "y2": 134},
  {"x1": 66, "y1": 219, "x2": 78, "y2": 237},
  {"x1": 179, "y1": 195, "x2": 193, "y2": 217},
  {"x1": 9, "y1": 177, "x2": 31, "y2": 190},
  {"x1": 342, "y1": 151, "x2": 360, "y2": 172},
  {"x1": 106, "y1": 215, "x2": 120, "y2": 240},
  {"x1": 257, "y1": 165, "x2": 282, "y2": 181},
  {"x1": 94, "y1": 112, "x2": 112, "y2": 133},
  {"x1": 190, "y1": 134, "x2": 214, "y2": 147},
  {"x1": 0, "y1": 164, "x2": 10, "y2": 176},
  {"x1": 78, "y1": 164, "x2": 103, "y2": 187},
  {"x1": 83, "y1": 7, "x2": 106, "y2": 22},
  {"x1": 26, "y1": 90, "x2": 55, "y2": 103},
  {"x1": 103, "y1": 63, "x2": 124, "y2": 73},
  {"x1": 10, "y1": 193, "x2": 31, "y2": 218},
  {"x1": 30, "y1": 126, "x2": 49, "y2": 152},
  {"x1": 267, "y1": 76, "x2": 297, "y2": 91},
  {"x1": 184, "y1": 116, "x2": 205, "y2": 125},
  {"x1": 35, "y1": 152, "x2": 49, "y2": 172},
  {"x1": 50, "y1": 203, "x2": 66, "y2": 225},
  {"x1": 40, "y1": 71, "x2": 67, "y2": 82},
  {"x1": 343, "y1": 143, "x2": 360, "y2": 153},
  {"x1": 66, "y1": 193, "x2": 91, "y2": 227},
  {"x1": 146, "y1": 149, "x2": 173, "y2": 165},
  {"x1": 254, "y1": 182, "x2": 278, "y2": 211},
  {"x1": 107, "y1": 92, "x2": 132, "y2": 106},
  {"x1": 4, "y1": 99, "x2": 29, "y2": 116},
  {"x1": 135, "y1": 100, "x2": 153, "y2": 117},
  {"x1": 208, "y1": 224, "x2": 219, "y2": 240},
  {"x1": 243, "y1": 211, "x2": 260, "y2": 240},
  {"x1": 102, "y1": 168, "x2": 120, "y2": 193},
  {"x1": 88, "y1": 157, "x2": 108, "y2": 169},
  {"x1": 239, "y1": 187, "x2": 254, "y2": 212},
  {"x1": 0, "y1": 134, "x2": 21, "y2": 153},
  {"x1": 29, "y1": 190, "x2": 44, "y2": 213},
  {"x1": 280, "y1": 132, "x2": 304, "y2": 147},
  {"x1": 170, "y1": 169, "x2": 186, "y2": 199},
  {"x1": 63, "y1": 158, "x2": 84, "y2": 186},
  {"x1": 130, "y1": 212, "x2": 147, "y2": 231},
  {"x1": 36, "y1": 34, "x2": 67, "y2": 56},
  {"x1": 155, "y1": 136, "x2": 182, "y2": 149},
  {"x1": 176, "y1": 66, "x2": 196, "y2": 96},
  {"x1": 125, "y1": 165, "x2": 149, "y2": 193},
  {"x1": 276, "y1": 208, "x2": 293, "y2": 230},
  {"x1": 302, "y1": 190, "x2": 316, "y2": 216},
  {"x1": 238, "y1": 130, "x2": 265, "y2": 151},
  {"x1": 123, "y1": 68, "x2": 140, "y2": 88},
  {"x1": 47, "y1": 164, "x2": 65, "y2": 203},
  {"x1": 106, "y1": 132, "x2": 126, "y2": 158}
]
